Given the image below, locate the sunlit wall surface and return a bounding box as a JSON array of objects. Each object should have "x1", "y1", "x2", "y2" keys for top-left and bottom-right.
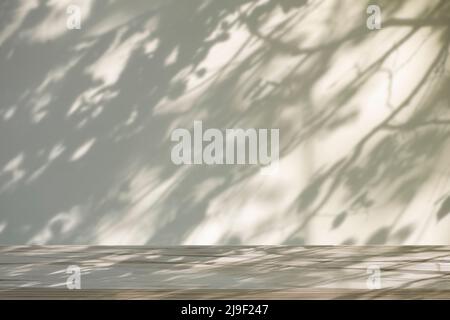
[{"x1": 0, "y1": 0, "x2": 449, "y2": 245}]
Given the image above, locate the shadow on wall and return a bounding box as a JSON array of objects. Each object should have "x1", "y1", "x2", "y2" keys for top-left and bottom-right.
[{"x1": 0, "y1": 0, "x2": 449, "y2": 245}]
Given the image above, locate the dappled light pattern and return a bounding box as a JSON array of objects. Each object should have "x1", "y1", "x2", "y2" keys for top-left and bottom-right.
[
  {"x1": 0, "y1": 246, "x2": 449, "y2": 299},
  {"x1": 0, "y1": 0, "x2": 449, "y2": 245}
]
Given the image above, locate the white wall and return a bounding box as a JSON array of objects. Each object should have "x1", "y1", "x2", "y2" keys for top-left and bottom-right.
[{"x1": 0, "y1": 0, "x2": 449, "y2": 244}]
